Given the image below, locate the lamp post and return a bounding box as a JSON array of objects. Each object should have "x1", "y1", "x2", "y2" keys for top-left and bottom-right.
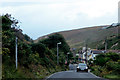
[
  {"x1": 15, "y1": 37, "x2": 18, "y2": 69},
  {"x1": 105, "y1": 37, "x2": 107, "y2": 51},
  {"x1": 85, "y1": 44, "x2": 88, "y2": 64},
  {"x1": 57, "y1": 42, "x2": 61, "y2": 65},
  {"x1": 67, "y1": 52, "x2": 70, "y2": 62}
]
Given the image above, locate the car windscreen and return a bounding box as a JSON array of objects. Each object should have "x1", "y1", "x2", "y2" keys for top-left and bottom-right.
[{"x1": 78, "y1": 63, "x2": 86, "y2": 66}]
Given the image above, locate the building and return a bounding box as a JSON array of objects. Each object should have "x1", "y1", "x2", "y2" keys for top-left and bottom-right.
[
  {"x1": 79, "y1": 47, "x2": 94, "y2": 63},
  {"x1": 80, "y1": 48, "x2": 106, "y2": 61},
  {"x1": 106, "y1": 50, "x2": 120, "y2": 54},
  {"x1": 91, "y1": 50, "x2": 106, "y2": 60}
]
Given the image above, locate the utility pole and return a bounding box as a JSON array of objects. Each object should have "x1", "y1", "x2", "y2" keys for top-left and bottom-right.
[
  {"x1": 57, "y1": 43, "x2": 58, "y2": 65},
  {"x1": 15, "y1": 37, "x2": 18, "y2": 69},
  {"x1": 85, "y1": 44, "x2": 88, "y2": 65},
  {"x1": 105, "y1": 37, "x2": 107, "y2": 51},
  {"x1": 57, "y1": 42, "x2": 61, "y2": 65}
]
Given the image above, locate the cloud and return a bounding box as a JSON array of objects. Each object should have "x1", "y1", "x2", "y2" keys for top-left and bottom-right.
[
  {"x1": 1, "y1": 0, "x2": 119, "y2": 19},
  {"x1": 0, "y1": 0, "x2": 119, "y2": 39}
]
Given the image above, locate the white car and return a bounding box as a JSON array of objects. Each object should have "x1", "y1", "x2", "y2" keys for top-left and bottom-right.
[{"x1": 77, "y1": 63, "x2": 88, "y2": 72}]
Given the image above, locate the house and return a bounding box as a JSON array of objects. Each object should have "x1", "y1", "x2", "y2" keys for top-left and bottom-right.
[
  {"x1": 80, "y1": 48, "x2": 106, "y2": 62},
  {"x1": 87, "y1": 50, "x2": 94, "y2": 60},
  {"x1": 79, "y1": 48, "x2": 120, "y2": 62},
  {"x1": 78, "y1": 47, "x2": 94, "y2": 63},
  {"x1": 106, "y1": 50, "x2": 120, "y2": 54},
  {"x1": 91, "y1": 50, "x2": 120, "y2": 59},
  {"x1": 91, "y1": 50, "x2": 106, "y2": 60}
]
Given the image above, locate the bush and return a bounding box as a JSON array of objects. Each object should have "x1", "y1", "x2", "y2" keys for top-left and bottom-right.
[
  {"x1": 31, "y1": 43, "x2": 46, "y2": 57},
  {"x1": 29, "y1": 53, "x2": 40, "y2": 65},
  {"x1": 105, "y1": 52, "x2": 120, "y2": 61},
  {"x1": 94, "y1": 54, "x2": 110, "y2": 66},
  {"x1": 106, "y1": 61, "x2": 117, "y2": 71},
  {"x1": 90, "y1": 52, "x2": 120, "y2": 78},
  {"x1": 91, "y1": 65, "x2": 101, "y2": 76},
  {"x1": 39, "y1": 33, "x2": 70, "y2": 54},
  {"x1": 105, "y1": 61, "x2": 120, "y2": 74}
]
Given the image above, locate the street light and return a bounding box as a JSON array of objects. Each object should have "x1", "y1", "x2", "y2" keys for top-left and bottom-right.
[
  {"x1": 67, "y1": 52, "x2": 70, "y2": 62},
  {"x1": 57, "y1": 42, "x2": 61, "y2": 65},
  {"x1": 15, "y1": 37, "x2": 18, "y2": 69}
]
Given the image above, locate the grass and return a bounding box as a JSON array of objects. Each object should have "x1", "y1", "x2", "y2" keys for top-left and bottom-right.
[
  {"x1": 90, "y1": 64, "x2": 120, "y2": 79},
  {"x1": 91, "y1": 71, "x2": 120, "y2": 79},
  {"x1": 0, "y1": 70, "x2": 1, "y2": 79},
  {"x1": 57, "y1": 25, "x2": 117, "y2": 49},
  {"x1": 104, "y1": 74, "x2": 120, "y2": 79},
  {"x1": 2, "y1": 57, "x2": 67, "y2": 79}
]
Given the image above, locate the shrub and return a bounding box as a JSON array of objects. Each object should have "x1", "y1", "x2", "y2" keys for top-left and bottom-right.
[
  {"x1": 39, "y1": 33, "x2": 70, "y2": 54},
  {"x1": 31, "y1": 43, "x2": 46, "y2": 57},
  {"x1": 94, "y1": 56, "x2": 110, "y2": 66},
  {"x1": 105, "y1": 52, "x2": 120, "y2": 61},
  {"x1": 106, "y1": 61, "x2": 116, "y2": 71}
]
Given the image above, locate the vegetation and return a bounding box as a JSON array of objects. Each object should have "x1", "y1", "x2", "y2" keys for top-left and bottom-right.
[
  {"x1": 2, "y1": 14, "x2": 72, "y2": 78},
  {"x1": 89, "y1": 52, "x2": 120, "y2": 79},
  {"x1": 97, "y1": 35, "x2": 120, "y2": 50},
  {"x1": 36, "y1": 25, "x2": 117, "y2": 49}
]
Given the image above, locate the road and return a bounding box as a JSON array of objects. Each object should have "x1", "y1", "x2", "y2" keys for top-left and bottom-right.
[{"x1": 46, "y1": 64, "x2": 107, "y2": 80}]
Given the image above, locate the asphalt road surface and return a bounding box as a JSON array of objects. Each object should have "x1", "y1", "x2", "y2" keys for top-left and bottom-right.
[{"x1": 46, "y1": 64, "x2": 107, "y2": 80}]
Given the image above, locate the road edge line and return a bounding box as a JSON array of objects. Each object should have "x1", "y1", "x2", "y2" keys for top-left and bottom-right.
[
  {"x1": 45, "y1": 71, "x2": 65, "y2": 80},
  {"x1": 89, "y1": 72, "x2": 100, "y2": 78}
]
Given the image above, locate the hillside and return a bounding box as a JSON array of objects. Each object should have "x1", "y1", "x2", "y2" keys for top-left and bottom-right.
[
  {"x1": 35, "y1": 25, "x2": 118, "y2": 49},
  {"x1": 97, "y1": 35, "x2": 120, "y2": 50},
  {"x1": 2, "y1": 14, "x2": 71, "y2": 78}
]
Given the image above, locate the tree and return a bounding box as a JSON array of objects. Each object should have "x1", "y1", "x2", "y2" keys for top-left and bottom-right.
[
  {"x1": 31, "y1": 43, "x2": 46, "y2": 57},
  {"x1": 39, "y1": 33, "x2": 70, "y2": 54}
]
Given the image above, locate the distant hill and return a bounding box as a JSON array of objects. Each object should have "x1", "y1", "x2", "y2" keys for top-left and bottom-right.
[{"x1": 35, "y1": 25, "x2": 118, "y2": 49}]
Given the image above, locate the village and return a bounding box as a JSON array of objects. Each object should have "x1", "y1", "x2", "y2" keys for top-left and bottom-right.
[{"x1": 70, "y1": 47, "x2": 120, "y2": 64}]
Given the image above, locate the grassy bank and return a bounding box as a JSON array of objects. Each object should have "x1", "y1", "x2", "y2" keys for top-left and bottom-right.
[
  {"x1": 2, "y1": 62, "x2": 67, "y2": 79},
  {"x1": 2, "y1": 14, "x2": 71, "y2": 79},
  {"x1": 89, "y1": 52, "x2": 120, "y2": 79},
  {"x1": 104, "y1": 74, "x2": 120, "y2": 79}
]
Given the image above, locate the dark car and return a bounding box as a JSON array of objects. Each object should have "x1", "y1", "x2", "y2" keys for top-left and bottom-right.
[{"x1": 77, "y1": 63, "x2": 88, "y2": 72}]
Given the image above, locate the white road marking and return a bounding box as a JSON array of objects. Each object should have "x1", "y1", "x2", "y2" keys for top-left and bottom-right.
[
  {"x1": 46, "y1": 71, "x2": 65, "y2": 79},
  {"x1": 65, "y1": 70, "x2": 74, "y2": 72},
  {"x1": 89, "y1": 72, "x2": 100, "y2": 78}
]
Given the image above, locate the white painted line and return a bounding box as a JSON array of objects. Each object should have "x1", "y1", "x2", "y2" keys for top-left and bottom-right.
[
  {"x1": 46, "y1": 71, "x2": 65, "y2": 80},
  {"x1": 89, "y1": 72, "x2": 108, "y2": 79},
  {"x1": 89, "y1": 72, "x2": 100, "y2": 78},
  {"x1": 65, "y1": 70, "x2": 74, "y2": 72}
]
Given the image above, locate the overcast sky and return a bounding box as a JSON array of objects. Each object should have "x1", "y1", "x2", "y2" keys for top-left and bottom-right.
[{"x1": 1, "y1": 0, "x2": 120, "y2": 40}]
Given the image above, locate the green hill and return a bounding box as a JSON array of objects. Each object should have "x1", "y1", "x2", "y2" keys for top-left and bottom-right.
[
  {"x1": 36, "y1": 25, "x2": 118, "y2": 49},
  {"x1": 97, "y1": 35, "x2": 120, "y2": 50}
]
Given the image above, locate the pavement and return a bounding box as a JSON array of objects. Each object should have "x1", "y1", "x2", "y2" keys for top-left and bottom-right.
[{"x1": 46, "y1": 64, "x2": 107, "y2": 80}]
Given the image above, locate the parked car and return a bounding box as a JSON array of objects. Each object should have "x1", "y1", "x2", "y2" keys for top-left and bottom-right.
[
  {"x1": 77, "y1": 63, "x2": 88, "y2": 72},
  {"x1": 69, "y1": 64, "x2": 77, "y2": 70}
]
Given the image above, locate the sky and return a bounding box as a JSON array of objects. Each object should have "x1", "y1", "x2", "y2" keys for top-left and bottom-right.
[{"x1": 0, "y1": 0, "x2": 120, "y2": 40}]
